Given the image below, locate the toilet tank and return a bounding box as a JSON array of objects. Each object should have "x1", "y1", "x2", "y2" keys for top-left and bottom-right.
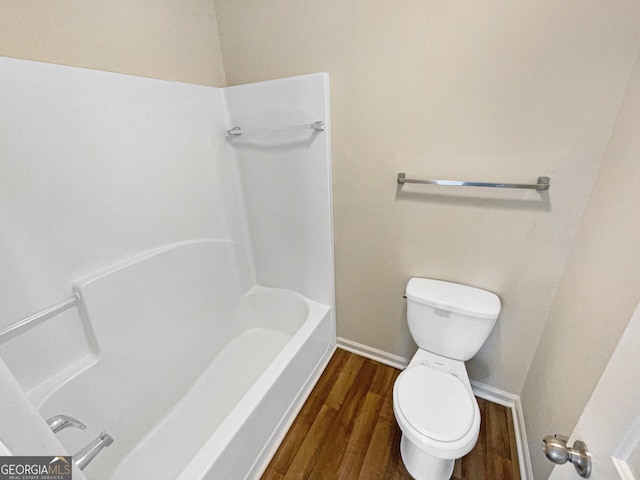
[{"x1": 405, "y1": 278, "x2": 501, "y2": 361}]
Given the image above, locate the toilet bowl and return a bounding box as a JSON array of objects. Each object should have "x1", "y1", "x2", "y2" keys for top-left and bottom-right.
[
  {"x1": 393, "y1": 350, "x2": 480, "y2": 479},
  {"x1": 393, "y1": 278, "x2": 500, "y2": 480}
]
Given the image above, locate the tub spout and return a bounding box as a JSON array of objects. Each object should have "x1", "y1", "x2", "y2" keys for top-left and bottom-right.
[
  {"x1": 73, "y1": 431, "x2": 114, "y2": 470},
  {"x1": 46, "y1": 415, "x2": 86, "y2": 434}
]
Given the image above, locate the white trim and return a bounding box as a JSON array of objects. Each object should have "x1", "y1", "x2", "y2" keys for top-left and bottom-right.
[
  {"x1": 509, "y1": 396, "x2": 534, "y2": 480},
  {"x1": 612, "y1": 457, "x2": 636, "y2": 480},
  {"x1": 336, "y1": 337, "x2": 410, "y2": 369},
  {"x1": 471, "y1": 380, "x2": 534, "y2": 480},
  {"x1": 470, "y1": 380, "x2": 518, "y2": 408}
]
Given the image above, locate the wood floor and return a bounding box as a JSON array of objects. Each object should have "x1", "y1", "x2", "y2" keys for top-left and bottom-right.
[{"x1": 262, "y1": 348, "x2": 521, "y2": 480}]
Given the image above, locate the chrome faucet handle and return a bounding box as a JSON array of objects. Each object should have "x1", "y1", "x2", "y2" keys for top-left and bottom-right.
[
  {"x1": 74, "y1": 431, "x2": 114, "y2": 470},
  {"x1": 46, "y1": 415, "x2": 86, "y2": 434}
]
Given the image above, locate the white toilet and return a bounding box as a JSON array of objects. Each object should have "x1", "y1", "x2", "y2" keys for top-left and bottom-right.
[{"x1": 393, "y1": 277, "x2": 501, "y2": 480}]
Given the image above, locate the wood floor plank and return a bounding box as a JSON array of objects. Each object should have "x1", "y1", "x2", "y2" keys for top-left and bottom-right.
[
  {"x1": 485, "y1": 398, "x2": 511, "y2": 460},
  {"x1": 378, "y1": 368, "x2": 399, "y2": 420},
  {"x1": 261, "y1": 468, "x2": 284, "y2": 480},
  {"x1": 488, "y1": 452, "x2": 516, "y2": 480},
  {"x1": 461, "y1": 397, "x2": 487, "y2": 480},
  {"x1": 325, "y1": 351, "x2": 366, "y2": 410},
  {"x1": 262, "y1": 349, "x2": 521, "y2": 480},
  {"x1": 268, "y1": 348, "x2": 348, "y2": 474},
  {"x1": 369, "y1": 358, "x2": 397, "y2": 396},
  {"x1": 282, "y1": 403, "x2": 339, "y2": 479},
  {"x1": 306, "y1": 360, "x2": 377, "y2": 479},
  {"x1": 335, "y1": 391, "x2": 384, "y2": 479},
  {"x1": 383, "y1": 420, "x2": 412, "y2": 479},
  {"x1": 358, "y1": 406, "x2": 399, "y2": 479}
]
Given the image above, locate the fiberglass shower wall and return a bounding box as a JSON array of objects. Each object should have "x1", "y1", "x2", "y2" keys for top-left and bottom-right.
[
  {"x1": 0, "y1": 57, "x2": 252, "y2": 461},
  {"x1": 0, "y1": 57, "x2": 333, "y2": 442},
  {"x1": 224, "y1": 73, "x2": 334, "y2": 311},
  {"x1": 0, "y1": 57, "x2": 253, "y2": 400}
]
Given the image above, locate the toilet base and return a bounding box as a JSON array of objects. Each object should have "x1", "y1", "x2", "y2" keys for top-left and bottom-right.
[{"x1": 400, "y1": 433, "x2": 454, "y2": 480}]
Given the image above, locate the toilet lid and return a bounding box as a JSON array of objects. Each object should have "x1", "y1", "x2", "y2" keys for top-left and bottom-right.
[{"x1": 396, "y1": 364, "x2": 475, "y2": 442}]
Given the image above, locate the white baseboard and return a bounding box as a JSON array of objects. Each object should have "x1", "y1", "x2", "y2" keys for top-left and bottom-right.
[
  {"x1": 471, "y1": 380, "x2": 533, "y2": 480},
  {"x1": 470, "y1": 379, "x2": 519, "y2": 407},
  {"x1": 335, "y1": 339, "x2": 533, "y2": 480},
  {"x1": 336, "y1": 337, "x2": 409, "y2": 369}
]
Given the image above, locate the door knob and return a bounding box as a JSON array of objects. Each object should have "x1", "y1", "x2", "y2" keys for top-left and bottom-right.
[{"x1": 543, "y1": 434, "x2": 591, "y2": 478}]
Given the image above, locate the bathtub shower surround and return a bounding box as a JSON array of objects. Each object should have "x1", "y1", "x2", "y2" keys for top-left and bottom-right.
[{"x1": 0, "y1": 57, "x2": 335, "y2": 479}]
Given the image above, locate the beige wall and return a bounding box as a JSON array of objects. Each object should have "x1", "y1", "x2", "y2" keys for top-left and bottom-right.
[
  {"x1": 521, "y1": 51, "x2": 640, "y2": 478},
  {"x1": 215, "y1": 0, "x2": 640, "y2": 395},
  {"x1": 0, "y1": 0, "x2": 226, "y2": 86}
]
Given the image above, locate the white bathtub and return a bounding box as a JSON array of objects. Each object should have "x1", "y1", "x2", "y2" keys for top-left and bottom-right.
[{"x1": 36, "y1": 240, "x2": 335, "y2": 479}]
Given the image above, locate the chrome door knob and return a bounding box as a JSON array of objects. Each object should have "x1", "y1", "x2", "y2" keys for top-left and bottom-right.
[
  {"x1": 543, "y1": 434, "x2": 592, "y2": 478},
  {"x1": 543, "y1": 434, "x2": 571, "y2": 464}
]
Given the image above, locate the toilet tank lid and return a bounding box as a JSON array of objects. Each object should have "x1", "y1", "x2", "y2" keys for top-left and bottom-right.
[{"x1": 406, "y1": 278, "x2": 501, "y2": 319}]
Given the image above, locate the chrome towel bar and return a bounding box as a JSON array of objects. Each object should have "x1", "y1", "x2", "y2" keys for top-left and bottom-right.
[
  {"x1": 397, "y1": 172, "x2": 550, "y2": 191},
  {"x1": 227, "y1": 120, "x2": 325, "y2": 137}
]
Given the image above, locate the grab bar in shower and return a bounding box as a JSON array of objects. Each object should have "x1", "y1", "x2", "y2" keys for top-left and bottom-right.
[
  {"x1": 397, "y1": 172, "x2": 551, "y2": 191},
  {"x1": 227, "y1": 120, "x2": 325, "y2": 137},
  {"x1": 0, "y1": 294, "x2": 79, "y2": 345}
]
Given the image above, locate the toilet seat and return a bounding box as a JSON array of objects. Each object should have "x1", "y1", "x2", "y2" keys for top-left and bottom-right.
[{"x1": 395, "y1": 364, "x2": 475, "y2": 443}]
